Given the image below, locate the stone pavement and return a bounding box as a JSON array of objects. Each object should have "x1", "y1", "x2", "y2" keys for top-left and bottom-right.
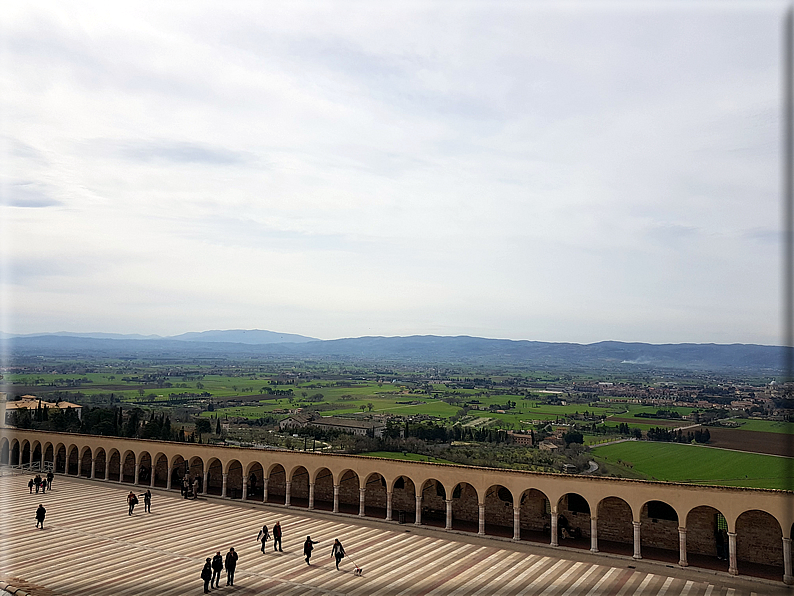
[{"x1": 0, "y1": 475, "x2": 787, "y2": 596}]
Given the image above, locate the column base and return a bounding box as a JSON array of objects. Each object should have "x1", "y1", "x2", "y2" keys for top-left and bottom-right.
[
  {"x1": 633, "y1": 555, "x2": 642, "y2": 560},
  {"x1": 512, "y1": 537, "x2": 521, "y2": 542},
  {"x1": 590, "y1": 548, "x2": 599, "y2": 554},
  {"x1": 728, "y1": 568, "x2": 738, "y2": 576},
  {"x1": 678, "y1": 560, "x2": 688, "y2": 567},
  {"x1": 783, "y1": 574, "x2": 793, "y2": 585}
]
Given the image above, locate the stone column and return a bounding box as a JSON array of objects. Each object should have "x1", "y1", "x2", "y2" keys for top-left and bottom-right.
[
  {"x1": 77, "y1": 457, "x2": 82, "y2": 477},
  {"x1": 262, "y1": 477, "x2": 269, "y2": 502},
  {"x1": 415, "y1": 495, "x2": 423, "y2": 526},
  {"x1": 445, "y1": 499, "x2": 453, "y2": 530},
  {"x1": 590, "y1": 517, "x2": 598, "y2": 553},
  {"x1": 166, "y1": 466, "x2": 172, "y2": 490},
  {"x1": 678, "y1": 527, "x2": 688, "y2": 567},
  {"x1": 513, "y1": 507, "x2": 521, "y2": 541},
  {"x1": 40, "y1": 452, "x2": 45, "y2": 471},
  {"x1": 783, "y1": 537, "x2": 793, "y2": 585},
  {"x1": 221, "y1": 473, "x2": 228, "y2": 498},
  {"x1": 632, "y1": 521, "x2": 642, "y2": 560},
  {"x1": 308, "y1": 483, "x2": 315, "y2": 510},
  {"x1": 359, "y1": 487, "x2": 366, "y2": 517},
  {"x1": 478, "y1": 503, "x2": 485, "y2": 536},
  {"x1": 134, "y1": 464, "x2": 140, "y2": 485},
  {"x1": 386, "y1": 491, "x2": 393, "y2": 521},
  {"x1": 202, "y1": 471, "x2": 208, "y2": 495},
  {"x1": 285, "y1": 481, "x2": 292, "y2": 507},
  {"x1": 104, "y1": 458, "x2": 110, "y2": 482},
  {"x1": 333, "y1": 484, "x2": 340, "y2": 513},
  {"x1": 150, "y1": 467, "x2": 156, "y2": 488},
  {"x1": 550, "y1": 512, "x2": 558, "y2": 547},
  {"x1": 242, "y1": 477, "x2": 248, "y2": 501},
  {"x1": 727, "y1": 531, "x2": 738, "y2": 575},
  {"x1": 90, "y1": 458, "x2": 96, "y2": 480}
]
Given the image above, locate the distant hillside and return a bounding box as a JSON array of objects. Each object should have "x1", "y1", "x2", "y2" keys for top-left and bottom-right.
[
  {"x1": 168, "y1": 329, "x2": 317, "y2": 344},
  {"x1": 3, "y1": 332, "x2": 786, "y2": 375}
]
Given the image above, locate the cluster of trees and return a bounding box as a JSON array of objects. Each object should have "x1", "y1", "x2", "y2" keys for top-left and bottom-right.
[
  {"x1": 634, "y1": 409, "x2": 682, "y2": 419},
  {"x1": 646, "y1": 426, "x2": 710, "y2": 443},
  {"x1": 615, "y1": 423, "x2": 643, "y2": 439}
]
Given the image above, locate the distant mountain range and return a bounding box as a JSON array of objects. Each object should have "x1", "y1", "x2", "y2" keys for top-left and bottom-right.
[{"x1": 1, "y1": 330, "x2": 786, "y2": 376}]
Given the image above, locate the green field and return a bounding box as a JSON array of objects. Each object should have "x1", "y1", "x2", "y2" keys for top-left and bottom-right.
[
  {"x1": 726, "y1": 419, "x2": 794, "y2": 434},
  {"x1": 591, "y1": 441, "x2": 794, "y2": 490},
  {"x1": 357, "y1": 451, "x2": 457, "y2": 465}
]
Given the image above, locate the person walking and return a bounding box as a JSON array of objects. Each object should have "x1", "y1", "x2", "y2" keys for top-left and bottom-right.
[
  {"x1": 331, "y1": 539, "x2": 346, "y2": 570},
  {"x1": 211, "y1": 551, "x2": 223, "y2": 588},
  {"x1": 200, "y1": 558, "x2": 212, "y2": 594},
  {"x1": 273, "y1": 521, "x2": 282, "y2": 552},
  {"x1": 225, "y1": 547, "x2": 238, "y2": 586},
  {"x1": 35, "y1": 503, "x2": 46, "y2": 529},
  {"x1": 257, "y1": 524, "x2": 270, "y2": 553},
  {"x1": 28, "y1": 478, "x2": 34, "y2": 494},
  {"x1": 140, "y1": 489, "x2": 152, "y2": 513},
  {"x1": 193, "y1": 476, "x2": 200, "y2": 499},
  {"x1": 127, "y1": 491, "x2": 138, "y2": 515},
  {"x1": 35, "y1": 475, "x2": 42, "y2": 493},
  {"x1": 303, "y1": 536, "x2": 318, "y2": 565},
  {"x1": 40, "y1": 478, "x2": 46, "y2": 494},
  {"x1": 181, "y1": 476, "x2": 189, "y2": 499},
  {"x1": 46, "y1": 471, "x2": 53, "y2": 490}
]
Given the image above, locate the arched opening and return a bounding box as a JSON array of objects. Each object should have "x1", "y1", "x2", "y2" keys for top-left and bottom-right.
[
  {"x1": 189, "y1": 457, "x2": 204, "y2": 493},
  {"x1": 80, "y1": 447, "x2": 92, "y2": 477},
  {"x1": 0, "y1": 438, "x2": 9, "y2": 465},
  {"x1": 138, "y1": 452, "x2": 152, "y2": 485},
  {"x1": 32, "y1": 443, "x2": 42, "y2": 469},
  {"x1": 450, "y1": 482, "x2": 478, "y2": 532},
  {"x1": 206, "y1": 458, "x2": 223, "y2": 495},
  {"x1": 43, "y1": 444, "x2": 54, "y2": 470},
  {"x1": 736, "y1": 509, "x2": 784, "y2": 581},
  {"x1": 363, "y1": 472, "x2": 388, "y2": 519},
  {"x1": 94, "y1": 448, "x2": 106, "y2": 480},
  {"x1": 418, "y1": 479, "x2": 447, "y2": 528},
  {"x1": 107, "y1": 450, "x2": 121, "y2": 481},
  {"x1": 246, "y1": 463, "x2": 264, "y2": 500},
  {"x1": 267, "y1": 464, "x2": 286, "y2": 504},
  {"x1": 170, "y1": 455, "x2": 186, "y2": 490},
  {"x1": 639, "y1": 500, "x2": 679, "y2": 564},
  {"x1": 121, "y1": 451, "x2": 136, "y2": 483},
  {"x1": 313, "y1": 467, "x2": 334, "y2": 511},
  {"x1": 557, "y1": 493, "x2": 591, "y2": 550},
  {"x1": 684, "y1": 505, "x2": 729, "y2": 572},
  {"x1": 290, "y1": 466, "x2": 310, "y2": 507},
  {"x1": 67, "y1": 446, "x2": 78, "y2": 475},
  {"x1": 21, "y1": 441, "x2": 30, "y2": 466},
  {"x1": 11, "y1": 440, "x2": 20, "y2": 466},
  {"x1": 337, "y1": 470, "x2": 360, "y2": 515},
  {"x1": 226, "y1": 460, "x2": 243, "y2": 498},
  {"x1": 596, "y1": 496, "x2": 634, "y2": 556},
  {"x1": 484, "y1": 484, "x2": 514, "y2": 537},
  {"x1": 519, "y1": 489, "x2": 551, "y2": 543},
  {"x1": 153, "y1": 454, "x2": 168, "y2": 488},
  {"x1": 55, "y1": 444, "x2": 66, "y2": 473}
]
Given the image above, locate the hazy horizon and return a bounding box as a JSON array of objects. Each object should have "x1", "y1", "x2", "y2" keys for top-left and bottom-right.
[{"x1": 2, "y1": 2, "x2": 786, "y2": 346}]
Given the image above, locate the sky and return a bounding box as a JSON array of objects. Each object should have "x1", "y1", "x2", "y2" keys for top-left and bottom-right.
[{"x1": 0, "y1": 1, "x2": 787, "y2": 345}]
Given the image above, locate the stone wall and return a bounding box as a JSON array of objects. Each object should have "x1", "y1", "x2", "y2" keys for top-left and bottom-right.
[{"x1": 736, "y1": 510, "x2": 783, "y2": 567}]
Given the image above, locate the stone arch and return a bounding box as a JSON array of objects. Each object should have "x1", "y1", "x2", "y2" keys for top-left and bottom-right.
[
  {"x1": 43, "y1": 443, "x2": 54, "y2": 469},
  {"x1": 21, "y1": 440, "x2": 30, "y2": 466},
  {"x1": 289, "y1": 465, "x2": 310, "y2": 507},
  {"x1": 10, "y1": 439, "x2": 20, "y2": 466},
  {"x1": 94, "y1": 448, "x2": 106, "y2": 480},
  {"x1": 79, "y1": 446, "x2": 92, "y2": 477},
  {"x1": 0, "y1": 437, "x2": 9, "y2": 464},
  {"x1": 121, "y1": 450, "x2": 136, "y2": 483},
  {"x1": 312, "y1": 467, "x2": 334, "y2": 511},
  {"x1": 226, "y1": 459, "x2": 243, "y2": 498},
  {"x1": 245, "y1": 462, "x2": 264, "y2": 501},
  {"x1": 596, "y1": 496, "x2": 634, "y2": 556},
  {"x1": 67, "y1": 444, "x2": 79, "y2": 475},
  {"x1": 153, "y1": 453, "x2": 168, "y2": 488},
  {"x1": 483, "y1": 484, "x2": 514, "y2": 537},
  {"x1": 519, "y1": 488, "x2": 552, "y2": 543},
  {"x1": 54, "y1": 443, "x2": 66, "y2": 473},
  {"x1": 31, "y1": 441, "x2": 42, "y2": 469},
  {"x1": 418, "y1": 478, "x2": 447, "y2": 528},
  {"x1": 206, "y1": 458, "x2": 223, "y2": 495},
  {"x1": 450, "y1": 481, "x2": 478, "y2": 532},
  {"x1": 557, "y1": 493, "x2": 591, "y2": 549},
  {"x1": 363, "y1": 472, "x2": 388, "y2": 519},
  {"x1": 337, "y1": 469, "x2": 360, "y2": 515},
  {"x1": 137, "y1": 451, "x2": 152, "y2": 485},
  {"x1": 188, "y1": 456, "x2": 204, "y2": 492},
  {"x1": 107, "y1": 449, "x2": 121, "y2": 481},
  {"x1": 736, "y1": 509, "x2": 784, "y2": 579},
  {"x1": 266, "y1": 463, "x2": 286, "y2": 504},
  {"x1": 170, "y1": 455, "x2": 186, "y2": 489},
  {"x1": 639, "y1": 500, "x2": 680, "y2": 562},
  {"x1": 684, "y1": 505, "x2": 729, "y2": 570}
]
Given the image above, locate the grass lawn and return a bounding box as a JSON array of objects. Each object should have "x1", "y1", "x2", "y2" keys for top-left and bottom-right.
[
  {"x1": 357, "y1": 451, "x2": 457, "y2": 465},
  {"x1": 728, "y1": 419, "x2": 794, "y2": 434},
  {"x1": 591, "y1": 441, "x2": 794, "y2": 490}
]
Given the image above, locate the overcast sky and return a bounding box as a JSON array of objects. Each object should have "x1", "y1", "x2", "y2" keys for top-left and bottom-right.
[{"x1": 0, "y1": 1, "x2": 787, "y2": 344}]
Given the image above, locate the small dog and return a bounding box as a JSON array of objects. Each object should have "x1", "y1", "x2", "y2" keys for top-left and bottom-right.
[{"x1": 354, "y1": 566, "x2": 363, "y2": 576}]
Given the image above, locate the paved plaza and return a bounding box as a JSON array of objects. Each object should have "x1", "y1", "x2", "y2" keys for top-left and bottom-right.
[{"x1": 0, "y1": 474, "x2": 786, "y2": 596}]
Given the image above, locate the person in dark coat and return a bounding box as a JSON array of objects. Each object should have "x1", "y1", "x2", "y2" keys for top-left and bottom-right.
[
  {"x1": 28, "y1": 478, "x2": 34, "y2": 494},
  {"x1": 46, "y1": 471, "x2": 53, "y2": 489},
  {"x1": 40, "y1": 478, "x2": 46, "y2": 494},
  {"x1": 303, "y1": 536, "x2": 318, "y2": 565},
  {"x1": 201, "y1": 558, "x2": 212, "y2": 593},
  {"x1": 257, "y1": 524, "x2": 270, "y2": 553},
  {"x1": 127, "y1": 491, "x2": 138, "y2": 515},
  {"x1": 140, "y1": 489, "x2": 152, "y2": 513},
  {"x1": 35, "y1": 504, "x2": 46, "y2": 529},
  {"x1": 331, "y1": 539, "x2": 345, "y2": 570},
  {"x1": 224, "y1": 547, "x2": 238, "y2": 586},
  {"x1": 273, "y1": 521, "x2": 282, "y2": 552},
  {"x1": 211, "y1": 551, "x2": 223, "y2": 588},
  {"x1": 35, "y1": 475, "x2": 42, "y2": 493}
]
